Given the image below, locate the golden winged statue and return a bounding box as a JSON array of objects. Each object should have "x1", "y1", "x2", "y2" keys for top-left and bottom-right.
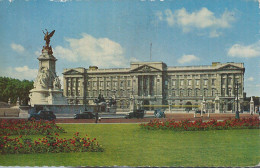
[{"x1": 42, "y1": 29, "x2": 55, "y2": 47}]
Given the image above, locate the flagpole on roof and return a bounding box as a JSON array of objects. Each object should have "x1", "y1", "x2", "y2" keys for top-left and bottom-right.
[{"x1": 150, "y1": 43, "x2": 152, "y2": 61}]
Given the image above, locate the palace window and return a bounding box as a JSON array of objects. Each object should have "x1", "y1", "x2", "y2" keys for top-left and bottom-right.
[
  {"x1": 100, "y1": 81, "x2": 103, "y2": 87},
  {"x1": 165, "y1": 80, "x2": 168, "y2": 86},
  {"x1": 77, "y1": 89, "x2": 80, "y2": 96},
  {"x1": 93, "y1": 90, "x2": 98, "y2": 97},
  {"x1": 127, "y1": 89, "x2": 130, "y2": 97},
  {"x1": 212, "y1": 89, "x2": 215, "y2": 96},
  {"x1": 212, "y1": 79, "x2": 215, "y2": 86},
  {"x1": 228, "y1": 88, "x2": 232, "y2": 96},
  {"x1": 188, "y1": 89, "x2": 192, "y2": 96},
  {"x1": 113, "y1": 81, "x2": 117, "y2": 87},
  {"x1": 228, "y1": 77, "x2": 232, "y2": 85},
  {"x1": 203, "y1": 89, "x2": 208, "y2": 96},
  {"x1": 204, "y1": 79, "x2": 208, "y2": 86},
  {"x1": 68, "y1": 79, "x2": 71, "y2": 87},
  {"x1": 172, "y1": 89, "x2": 175, "y2": 96},
  {"x1": 172, "y1": 80, "x2": 176, "y2": 86},
  {"x1": 221, "y1": 79, "x2": 225, "y2": 85},
  {"x1": 221, "y1": 88, "x2": 225, "y2": 96},
  {"x1": 195, "y1": 89, "x2": 200, "y2": 96},
  {"x1": 127, "y1": 80, "x2": 131, "y2": 87},
  {"x1": 196, "y1": 80, "x2": 200, "y2": 86},
  {"x1": 107, "y1": 81, "x2": 110, "y2": 87},
  {"x1": 179, "y1": 89, "x2": 183, "y2": 97},
  {"x1": 188, "y1": 80, "x2": 192, "y2": 86},
  {"x1": 120, "y1": 81, "x2": 124, "y2": 87},
  {"x1": 180, "y1": 80, "x2": 184, "y2": 86},
  {"x1": 93, "y1": 82, "x2": 97, "y2": 87}
]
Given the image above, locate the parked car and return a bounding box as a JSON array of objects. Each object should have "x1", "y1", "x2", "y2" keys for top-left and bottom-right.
[
  {"x1": 195, "y1": 109, "x2": 205, "y2": 114},
  {"x1": 125, "y1": 109, "x2": 145, "y2": 119},
  {"x1": 28, "y1": 110, "x2": 56, "y2": 121},
  {"x1": 74, "y1": 111, "x2": 95, "y2": 119},
  {"x1": 154, "y1": 109, "x2": 165, "y2": 118}
]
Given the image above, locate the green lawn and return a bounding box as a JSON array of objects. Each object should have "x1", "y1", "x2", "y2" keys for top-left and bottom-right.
[{"x1": 1, "y1": 124, "x2": 259, "y2": 167}]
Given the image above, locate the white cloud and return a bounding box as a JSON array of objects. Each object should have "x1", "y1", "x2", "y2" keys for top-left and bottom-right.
[
  {"x1": 156, "y1": 11, "x2": 163, "y2": 21},
  {"x1": 209, "y1": 30, "x2": 222, "y2": 38},
  {"x1": 54, "y1": 33, "x2": 129, "y2": 68},
  {"x1": 0, "y1": 66, "x2": 38, "y2": 80},
  {"x1": 34, "y1": 50, "x2": 41, "y2": 56},
  {"x1": 156, "y1": 7, "x2": 235, "y2": 37},
  {"x1": 10, "y1": 43, "x2": 25, "y2": 54},
  {"x1": 165, "y1": 9, "x2": 175, "y2": 26},
  {"x1": 247, "y1": 77, "x2": 254, "y2": 81},
  {"x1": 177, "y1": 54, "x2": 200, "y2": 64},
  {"x1": 129, "y1": 57, "x2": 140, "y2": 63},
  {"x1": 228, "y1": 41, "x2": 260, "y2": 58}
]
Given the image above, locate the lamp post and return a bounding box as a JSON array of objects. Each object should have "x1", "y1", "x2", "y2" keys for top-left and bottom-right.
[
  {"x1": 201, "y1": 96, "x2": 205, "y2": 117},
  {"x1": 235, "y1": 81, "x2": 240, "y2": 119},
  {"x1": 83, "y1": 81, "x2": 87, "y2": 111}
]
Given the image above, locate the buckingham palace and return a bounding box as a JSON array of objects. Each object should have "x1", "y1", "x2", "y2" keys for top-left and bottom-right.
[{"x1": 63, "y1": 61, "x2": 245, "y2": 112}]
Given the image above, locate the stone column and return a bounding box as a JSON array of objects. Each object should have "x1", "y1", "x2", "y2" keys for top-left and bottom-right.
[
  {"x1": 226, "y1": 74, "x2": 229, "y2": 97},
  {"x1": 168, "y1": 101, "x2": 172, "y2": 113},
  {"x1": 76, "y1": 78, "x2": 78, "y2": 97},
  {"x1": 215, "y1": 95, "x2": 220, "y2": 113},
  {"x1": 70, "y1": 77, "x2": 73, "y2": 97},
  {"x1": 148, "y1": 75, "x2": 150, "y2": 96},
  {"x1": 129, "y1": 95, "x2": 135, "y2": 112},
  {"x1": 16, "y1": 97, "x2": 20, "y2": 106},
  {"x1": 137, "y1": 101, "x2": 141, "y2": 110},
  {"x1": 142, "y1": 75, "x2": 144, "y2": 96},
  {"x1": 201, "y1": 97, "x2": 206, "y2": 116},
  {"x1": 250, "y1": 97, "x2": 254, "y2": 115}
]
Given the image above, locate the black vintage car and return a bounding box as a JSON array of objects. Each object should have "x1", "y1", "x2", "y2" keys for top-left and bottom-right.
[
  {"x1": 195, "y1": 109, "x2": 206, "y2": 114},
  {"x1": 125, "y1": 109, "x2": 145, "y2": 119},
  {"x1": 74, "y1": 111, "x2": 95, "y2": 119},
  {"x1": 28, "y1": 110, "x2": 56, "y2": 121}
]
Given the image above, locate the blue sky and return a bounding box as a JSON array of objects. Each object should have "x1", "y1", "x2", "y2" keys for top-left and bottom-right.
[{"x1": 0, "y1": 0, "x2": 259, "y2": 96}]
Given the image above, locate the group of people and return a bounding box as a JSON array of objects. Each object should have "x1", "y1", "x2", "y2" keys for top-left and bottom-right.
[
  {"x1": 94, "y1": 94, "x2": 117, "y2": 123},
  {"x1": 94, "y1": 94, "x2": 117, "y2": 107}
]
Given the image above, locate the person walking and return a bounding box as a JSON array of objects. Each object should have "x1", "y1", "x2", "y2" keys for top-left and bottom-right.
[{"x1": 95, "y1": 112, "x2": 98, "y2": 123}]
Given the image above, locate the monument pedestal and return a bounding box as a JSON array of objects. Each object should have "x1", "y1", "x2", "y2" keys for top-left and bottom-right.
[
  {"x1": 30, "y1": 88, "x2": 67, "y2": 107},
  {"x1": 29, "y1": 30, "x2": 67, "y2": 107}
]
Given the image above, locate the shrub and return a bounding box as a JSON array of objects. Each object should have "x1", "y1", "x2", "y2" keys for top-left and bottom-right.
[
  {"x1": 140, "y1": 117, "x2": 259, "y2": 131},
  {"x1": 0, "y1": 132, "x2": 104, "y2": 154},
  {"x1": 0, "y1": 119, "x2": 65, "y2": 136}
]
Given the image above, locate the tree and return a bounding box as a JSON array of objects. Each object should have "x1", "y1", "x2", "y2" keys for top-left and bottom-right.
[{"x1": 0, "y1": 77, "x2": 33, "y2": 105}]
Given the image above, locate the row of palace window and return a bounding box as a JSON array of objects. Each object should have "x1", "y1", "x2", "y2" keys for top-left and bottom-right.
[
  {"x1": 87, "y1": 89, "x2": 132, "y2": 98},
  {"x1": 67, "y1": 88, "x2": 81, "y2": 97},
  {"x1": 170, "y1": 89, "x2": 216, "y2": 97},
  {"x1": 221, "y1": 77, "x2": 240, "y2": 85},
  {"x1": 170, "y1": 79, "x2": 216, "y2": 87},
  {"x1": 88, "y1": 80, "x2": 132, "y2": 88},
  {"x1": 169, "y1": 88, "x2": 239, "y2": 97}
]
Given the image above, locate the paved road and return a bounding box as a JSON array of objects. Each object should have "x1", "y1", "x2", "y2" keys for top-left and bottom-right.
[{"x1": 55, "y1": 113, "x2": 259, "y2": 123}]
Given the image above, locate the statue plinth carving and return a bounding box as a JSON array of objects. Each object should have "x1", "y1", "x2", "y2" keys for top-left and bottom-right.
[{"x1": 29, "y1": 30, "x2": 67, "y2": 106}]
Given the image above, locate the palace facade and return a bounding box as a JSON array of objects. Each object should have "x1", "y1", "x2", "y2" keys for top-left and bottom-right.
[{"x1": 63, "y1": 62, "x2": 245, "y2": 112}]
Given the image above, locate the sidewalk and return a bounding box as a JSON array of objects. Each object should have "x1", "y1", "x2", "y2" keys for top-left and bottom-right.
[{"x1": 54, "y1": 113, "x2": 259, "y2": 124}]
